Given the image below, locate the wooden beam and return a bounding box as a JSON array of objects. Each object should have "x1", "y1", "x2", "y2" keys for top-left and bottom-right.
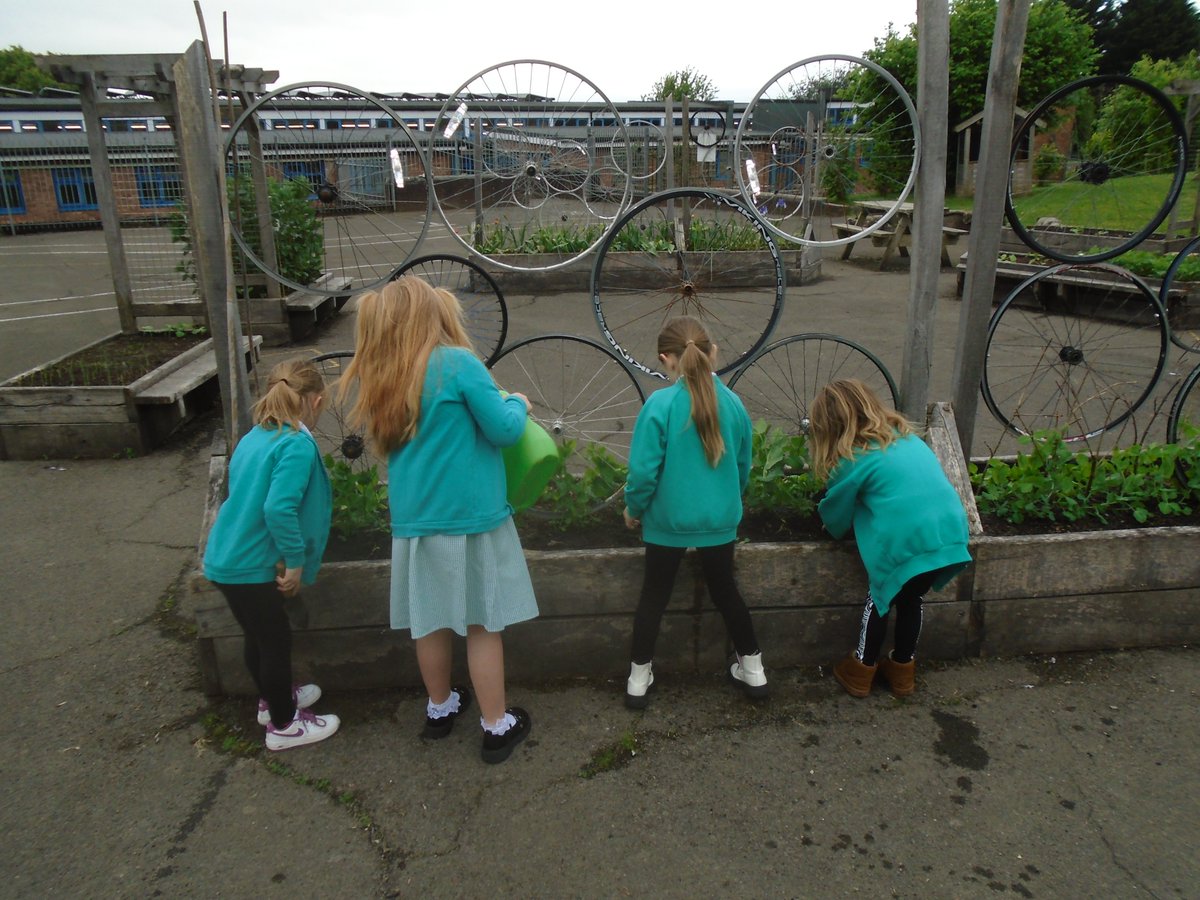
[
  {"x1": 950, "y1": 0, "x2": 1032, "y2": 457},
  {"x1": 900, "y1": 0, "x2": 950, "y2": 420},
  {"x1": 78, "y1": 73, "x2": 137, "y2": 334}
]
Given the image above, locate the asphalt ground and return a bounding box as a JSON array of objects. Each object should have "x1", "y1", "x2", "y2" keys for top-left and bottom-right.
[{"x1": 1, "y1": 229, "x2": 1198, "y2": 897}]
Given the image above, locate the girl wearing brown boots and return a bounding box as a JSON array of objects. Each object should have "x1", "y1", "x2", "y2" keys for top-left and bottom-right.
[{"x1": 808, "y1": 380, "x2": 972, "y2": 698}]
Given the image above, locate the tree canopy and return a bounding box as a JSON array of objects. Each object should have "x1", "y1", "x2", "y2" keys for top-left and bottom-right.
[
  {"x1": 866, "y1": 0, "x2": 1098, "y2": 129},
  {"x1": 0, "y1": 45, "x2": 70, "y2": 93},
  {"x1": 642, "y1": 67, "x2": 718, "y2": 102},
  {"x1": 1098, "y1": 0, "x2": 1200, "y2": 76}
]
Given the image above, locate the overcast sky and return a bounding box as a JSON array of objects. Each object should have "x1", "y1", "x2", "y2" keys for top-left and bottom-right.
[{"x1": 2, "y1": 0, "x2": 917, "y2": 102}]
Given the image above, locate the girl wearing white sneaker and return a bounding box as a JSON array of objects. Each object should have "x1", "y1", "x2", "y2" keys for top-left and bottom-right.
[
  {"x1": 809, "y1": 379, "x2": 972, "y2": 699},
  {"x1": 204, "y1": 359, "x2": 340, "y2": 751},
  {"x1": 340, "y1": 278, "x2": 537, "y2": 763},
  {"x1": 622, "y1": 316, "x2": 767, "y2": 709}
]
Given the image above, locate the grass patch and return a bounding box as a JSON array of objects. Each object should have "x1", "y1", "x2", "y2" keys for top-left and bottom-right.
[
  {"x1": 1010, "y1": 173, "x2": 1195, "y2": 233},
  {"x1": 579, "y1": 730, "x2": 641, "y2": 779}
]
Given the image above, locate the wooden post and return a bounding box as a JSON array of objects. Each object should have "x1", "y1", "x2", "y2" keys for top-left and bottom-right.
[
  {"x1": 173, "y1": 41, "x2": 252, "y2": 446},
  {"x1": 900, "y1": 0, "x2": 950, "y2": 420},
  {"x1": 950, "y1": 0, "x2": 1031, "y2": 457},
  {"x1": 78, "y1": 73, "x2": 137, "y2": 334}
]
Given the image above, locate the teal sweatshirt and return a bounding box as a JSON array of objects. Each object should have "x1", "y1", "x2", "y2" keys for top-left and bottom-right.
[
  {"x1": 624, "y1": 377, "x2": 752, "y2": 548},
  {"x1": 387, "y1": 345, "x2": 528, "y2": 537},
  {"x1": 818, "y1": 433, "x2": 971, "y2": 615},
  {"x1": 204, "y1": 423, "x2": 332, "y2": 586}
]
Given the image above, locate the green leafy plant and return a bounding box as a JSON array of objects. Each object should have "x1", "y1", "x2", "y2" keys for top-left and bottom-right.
[
  {"x1": 970, "y1": 430, "x2": 1200, "y2": 526},
  {"x1": 1033, "y1": 143, "x2": 1065, "y2": 184},
  {"x1": 171, "y1": 174, "x2": 324, "y2": 297},
  {"x1": 140, "y1": 322, "x2": 209, "y2": 338},
  {"x1": 325, "y1": 455, "x2": 389, "y2": 539},
  {"x1": 744, "y1": 422, "x2": 821, "y2": 519},
  {"x1": 526, "y1": 441, "x2": 629, "y2": 530}
]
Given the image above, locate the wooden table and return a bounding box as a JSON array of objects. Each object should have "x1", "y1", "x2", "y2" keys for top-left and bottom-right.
[{"x1": 835, "y1": 201, "x2": 968, "y2": 270}]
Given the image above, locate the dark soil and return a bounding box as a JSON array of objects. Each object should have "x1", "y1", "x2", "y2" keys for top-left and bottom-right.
[
  {"x1": 323, "y1": 505, "x2": 1200, "y2": 562},
  {"x1": 12, "y1": 331, "x2": 209, "y2": 387}
]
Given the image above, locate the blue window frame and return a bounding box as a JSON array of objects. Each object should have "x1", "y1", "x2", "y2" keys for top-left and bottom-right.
[
  {"x1": 52, "y1": 167, "x2": 98, "y2": 211},
  {"x1": 0, "y1": 169, "x2": 25, "y2": 214},
  {"x1": 135, "y1": 166, "x2": 183, "y2": 207},
  {"x1": 280, "y1": 160, "x2": 325, "y2": 198}
]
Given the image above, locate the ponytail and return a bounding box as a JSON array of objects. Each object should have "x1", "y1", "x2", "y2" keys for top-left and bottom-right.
[
  {"x1": 658, "y1": 316, "x2": 724, "y2": 466},
  {"x1": 253, "y1": 358, "x2": 325, "y2": 432}
]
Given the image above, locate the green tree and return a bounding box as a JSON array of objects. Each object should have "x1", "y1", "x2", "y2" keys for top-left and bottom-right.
[
  {"x1": 642, "y1": 67, "x2": 718, "y2": 102},
  {"x1": 866, "y1": 0, "x2": 1097, "y2": 179},
  {"x1": 0, "y1": 45, "x2": 70, "y2": 92},
  {"x1": 1100, "y1": 0, "x2": 1200, "y2": 76}
]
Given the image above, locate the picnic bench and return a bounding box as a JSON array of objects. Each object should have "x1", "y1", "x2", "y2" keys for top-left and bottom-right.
[{"x1": 836, "y1": 201, "x2": 968, "y2": 269}]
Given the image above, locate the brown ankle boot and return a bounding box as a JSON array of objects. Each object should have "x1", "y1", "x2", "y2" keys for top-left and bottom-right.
[
  {"x1": 878, "y1": 652, "x2": 916, "y2": 696},
  {"x1": 833, "y1": 652, "x2": 878, "y2": 697}
]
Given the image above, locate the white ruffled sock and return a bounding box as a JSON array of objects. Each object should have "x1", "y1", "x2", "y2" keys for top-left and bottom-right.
[
  {"x1": 481, "y1": 711, "x2": 517, "y2": 735},
  {"x1": 426, "y1": 689, "x2": 461, "y2": 719}
]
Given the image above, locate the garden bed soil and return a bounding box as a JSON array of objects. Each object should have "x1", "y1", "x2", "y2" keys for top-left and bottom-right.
[
  {"x1": 12, "y1": 331, "x2": 209, "y2": 387},
  {"x1": 321, "y1": 506, "x2": 1200, "y2": 561}
]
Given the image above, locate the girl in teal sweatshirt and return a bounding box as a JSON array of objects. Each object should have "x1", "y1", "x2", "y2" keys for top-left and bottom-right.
[
  {"x1": 623, "y1": 316, "x2": 766, "y2": 709},
  {"x1": 203, "y1": 358, "x2": 339, "y2": 751},
  {"x1": 810, "y1": 379, "x2": 972, "y2": 698}
]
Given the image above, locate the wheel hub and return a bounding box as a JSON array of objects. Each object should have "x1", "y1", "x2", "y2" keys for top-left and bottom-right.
[
  {"x1": 1059, "y1": 345, "x2": 1085, "y2": 365},
  {"x1": 1078, "y1": 160, "x2": 1110, "y2": 186}
]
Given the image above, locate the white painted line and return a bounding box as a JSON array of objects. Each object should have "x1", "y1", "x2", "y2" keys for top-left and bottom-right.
[{"x1": 0, "y1": 306, "x2": 116, "y2": 324}]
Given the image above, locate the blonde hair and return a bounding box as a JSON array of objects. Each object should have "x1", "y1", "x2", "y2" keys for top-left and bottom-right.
[
  {"x1": 252, "y1": 358, "x2": 324, "y2": 431},
  {"x1": 339, "y1": 276, "x2": 474, "y2": 454},
  {"x1": 659, "y1": 316, "x2": 724, "y2": 466},
  {"x1": 808, "y1": 378, "x2": 912, "y2": 481}
]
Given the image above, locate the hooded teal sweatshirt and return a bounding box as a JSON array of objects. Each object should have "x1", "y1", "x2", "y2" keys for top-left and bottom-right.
[{"x1": 624, "y1": 377, "x2": 752, "y2": 548}]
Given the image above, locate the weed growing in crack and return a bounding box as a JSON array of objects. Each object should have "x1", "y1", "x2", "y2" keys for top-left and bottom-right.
[{"x1": 579, "y1": 730, "x2": 640, "y2": 779}]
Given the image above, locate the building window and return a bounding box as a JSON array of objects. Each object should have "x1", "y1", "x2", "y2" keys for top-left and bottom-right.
[
  {"x1": 0, "y1": 169, "x2": 25, "y2": 214},
  {"x1": 52, "y1": 167, "x2": 98, "y2": 211},
  {"x1": 280, "y1": 160, "x2": 325, "y2": 197},
  {"x1": 135, "y1": 166, "x2": 183, "y2": 207}
]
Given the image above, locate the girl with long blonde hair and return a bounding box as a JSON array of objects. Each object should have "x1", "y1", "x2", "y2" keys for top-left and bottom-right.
[
  {"x1": 622, "y1": 316, "x2": 767, "y2": 709},
  {"x1": 810, "y1": 379, "x2": 972, "y2": 698},
  {"x1": 204, "y1": 358, "x2": 339, "y2": 751},
  {"x1": 340, "y1": 276, "x2": 537, "y2": 763}
]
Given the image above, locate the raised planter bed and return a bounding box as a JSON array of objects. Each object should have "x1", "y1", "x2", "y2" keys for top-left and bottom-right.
[
  {"x1": 998, "y1": 225, "x2": 1192, "y2": 257},
  {"x1": 0, "y1": 334, "x2": 260, "y2": 460},
  {"x1": 955, "y1": 252, "x2": 1199, "y2": 329},
  {"x1": 476, "y1": 248, "x2": 821, "y2": 294},
  {"x1": 184, "y1": 403, "x2": 1200, "y2": 695}
]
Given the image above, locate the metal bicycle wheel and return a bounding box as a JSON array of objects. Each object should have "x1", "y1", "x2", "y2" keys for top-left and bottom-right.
[
  {"x1": 309, "y1": 351, "x2": 385, "y2": 477},
  {"x1": 982, "y1": 263, "x2": 1169, "y2": 441},
  {"x1": 689, "y1": 108, "x2": 727, "y2": 145},
  {"x1": 591, "y1": 187, "x2": 785, "y2": 379},
  {"x1": 611, "y1": 119, "x2": 668, "y2": 181},
  {"x1": 487, "y1": 335, "x2": 645, "y2": 516},
  {"x1": 728, "y1": 333, "x2": 899, "y2": 436},
  {"x1": 1005, "y1": 75, "x2": 1187, "y2": 263},
  {"x1": 1162, "y1": 235, "x2": 1200, "y2": 353},
  {"x1": 1167, "y1": 360, "x2": 1200, "y2": 485},
  {"x1": 429, "y1": 60, "x2": 631, "y2": 271},
  {"x1": 389, "y1": 254, "x2": 508, "y2": 365},
  {"x1": 734, "y1": 55, "x2": 919, "y2": 248},
  {"x1": 225, "y1": 82, "x2": 429, "y2": 296}
]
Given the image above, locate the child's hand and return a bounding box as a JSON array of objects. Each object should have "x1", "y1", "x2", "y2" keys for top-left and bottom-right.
[
  {"x1": 276, "y1": 566, "x2": 303, "y2": 597},
  {"x1": 509, "y1": 391, "x2": 532, "y2": 412},
  {"x1": 623, "y1": 508, "x2": 640, "y2": 530}
]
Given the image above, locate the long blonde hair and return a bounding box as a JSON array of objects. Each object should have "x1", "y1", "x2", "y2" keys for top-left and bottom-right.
[
  {"x1": 808, "y1": 378, "x2": 912, "y2": 480},
  {"x1": 252, "y1": 358, "x2": 324, "y2": 432},
  {"x1": 339, "y1": 276, "x2": 474, "y2": 453},
  {"x1": 660, "y1": 316, "x2": 724, "y2": 466}
]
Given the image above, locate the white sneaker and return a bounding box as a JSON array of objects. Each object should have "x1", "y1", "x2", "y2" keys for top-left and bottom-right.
[
  {"x1": 730, "y1": 652, "x2": 769, "y2": 699},
  {"x1": 257, "y1": 683, "x2": 322, "y2": 726},
  {"x1": 625, "y1": 661, "x2": 654, "y2": 710},
  {"x1": 265, "y1": 709, "x2": 340, "y2": 751}
]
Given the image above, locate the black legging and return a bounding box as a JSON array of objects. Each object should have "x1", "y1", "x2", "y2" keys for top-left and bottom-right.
[
  {"x1": 631, "y1": 542, "x2": 760, "y2": 664},
  {"x1": 856, "y1": 571, "x2": 938, "y2": 666},
  {"x1": 214, "y1": 581, "x2": 296, "y2": 728}
]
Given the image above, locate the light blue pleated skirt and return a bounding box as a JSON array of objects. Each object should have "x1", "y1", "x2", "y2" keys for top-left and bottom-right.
[{"x1": 390, "y1": 517, "x2": 539, "y2": 639}]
